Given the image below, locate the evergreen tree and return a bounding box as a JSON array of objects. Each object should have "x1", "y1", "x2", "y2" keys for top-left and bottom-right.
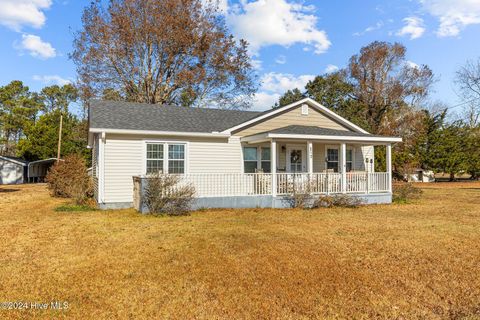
[
  {"x1": 17, "y1": 110, "x2": 89, "y2": 162},
  {"x1": 0, "y1": 81, "x2": 42, "y2": 155}
]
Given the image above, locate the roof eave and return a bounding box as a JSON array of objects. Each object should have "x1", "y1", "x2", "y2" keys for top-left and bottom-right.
[
  {"x1": 241, "y1": 133, "x2": 402, "y2": 144},
  {"x1": 0, "y1": 156, "x2": 28, "y2": 166},
  {"x1": 89, "y1": 128, "x2": 231, "y2": 138}
]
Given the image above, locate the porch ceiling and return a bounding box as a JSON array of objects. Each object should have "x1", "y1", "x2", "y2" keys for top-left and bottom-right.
[{"x1": 241, "y1": 125, "x2": 402, "y2": 144}]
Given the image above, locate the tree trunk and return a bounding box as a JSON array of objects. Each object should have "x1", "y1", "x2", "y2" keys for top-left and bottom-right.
[{"x1": 449, "y1": 172, "x2": 455, "y2": 181}]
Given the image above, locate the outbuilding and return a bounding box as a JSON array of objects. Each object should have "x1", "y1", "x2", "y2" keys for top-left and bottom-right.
[
  {"x1": 0, "y1": 156, "x2": 28, "y2": 185},
  {"x1": 27, "y1": 158, "x2": 58, "y2": 183}
]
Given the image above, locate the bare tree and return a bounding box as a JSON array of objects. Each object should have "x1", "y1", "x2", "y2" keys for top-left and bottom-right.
[
  {"x1": 71, "y1": 0, "x2": 257, "y2": 109},
  {"x1": 455, "y1": 58, "x2": 480, "y2": 127},
  {"x1": 348, "y1": 41, "x2": 434, "y2": 134}
]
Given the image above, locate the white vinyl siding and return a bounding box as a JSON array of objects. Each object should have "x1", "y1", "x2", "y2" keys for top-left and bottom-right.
[
  {"x1": 188, "y1": 136, "x2": 242, "y2": 174},
  {"x1": 356, "y1": 145, "x2": 375, "y2": 172},
  {"x1": 92, "y1": 134, "x2": 99, "y2": 200},
  {"x1": 104, "y1": 135, "x2": 144, "y2": 203},
  {"x1": 102, "y1": 134, "x2": 242, "y2": 203}
]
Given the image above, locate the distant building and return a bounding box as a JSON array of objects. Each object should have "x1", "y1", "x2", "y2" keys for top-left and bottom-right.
[
  {"x1": 408, "y1": 169, "x2": 435, "y2": 183},
  {"x1": 0, "y1": 156, "x2": 28, "y2": 184}
]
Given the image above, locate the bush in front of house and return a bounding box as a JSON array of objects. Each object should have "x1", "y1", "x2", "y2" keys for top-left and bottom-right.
[
  {"x1": 46, "y1": 154, "x2": 93, "y2": 205},
  {"x1": 393, "y1": 182, "x2": 423, "y2": 203},
  {"x1": 287, "y1": 192, "x2": 363, "y2": 209},
  {"x1": 313, "y1": 194, "x2": 364, "y2": 208},
  {"x1": 144, "y1": 173, "x2": 196, "y2": 215}
]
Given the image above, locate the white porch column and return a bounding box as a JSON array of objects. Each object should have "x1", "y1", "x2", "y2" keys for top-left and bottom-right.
[
  {"x1": 340, "y1": 143, "x2": 347, "y2": 193},
  {"x1": 271, "y1": 140, "x2": 277, "y2": 197},
  {"x1": 386, "y1": 143, "x2": 392, "y2": 193},
  {"x1": 307, "y1": 141, "x2": 313, "y2": 174}
]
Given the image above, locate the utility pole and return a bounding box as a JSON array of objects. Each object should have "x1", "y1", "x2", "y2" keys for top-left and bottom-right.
[{"x1": 57, "y1": 113, "x2": 63, "y2": 162}]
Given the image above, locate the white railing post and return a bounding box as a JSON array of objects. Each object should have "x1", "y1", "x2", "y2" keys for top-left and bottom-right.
[
  {"x1": 340, "y1": 143, "x2": 347, "y2": 194},
  {"x1": 365, "y1": 169, "x2": 370, "y2": 194},
  {"x1": 386, "y1": 144, "x2": 392, "y2": 193},
  {"x1": 271, "y1": 140, "x2": 277, "y2": 197}
]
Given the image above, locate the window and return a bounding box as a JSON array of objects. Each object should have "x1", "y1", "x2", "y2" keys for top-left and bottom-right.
[
  {"x1": 346, "y1": 149, "x2": 353, "y2": 172},
  {"x1": 146, "y1": 143, "x2": 164, "y2": 174},
  {"x1": 243, "y1": 147, "x2": 258, "y2": 173},
  {"x1": 146, "y1": 143, "x2": 186, "y2": 174},
  {"x1": 326, "y1": 148, "x2": 339, "y2": 172},
  {"x1": 168, "y1": 144, "x2": 185, "y2": 174},
  {"x1": 261, "y1": 147, "x2": 271, "y2": 173}
]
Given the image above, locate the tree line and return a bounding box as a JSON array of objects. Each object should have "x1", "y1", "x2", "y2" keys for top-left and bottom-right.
[
  {"x1": 0, "y1": 81, "x2": 89, "y2": 162},
  {"x1": 275, "y1": 42, "x2": 480, "y2": 180}
]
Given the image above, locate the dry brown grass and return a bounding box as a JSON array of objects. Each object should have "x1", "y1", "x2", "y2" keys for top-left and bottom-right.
[{"x1": 1, "y1": 183, "x2": 480, "y2": 319}]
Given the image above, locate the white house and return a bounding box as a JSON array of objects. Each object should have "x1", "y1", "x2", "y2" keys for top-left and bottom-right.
[{"x1": 88, "y1": 98, "x2": 401, "y2": 209}]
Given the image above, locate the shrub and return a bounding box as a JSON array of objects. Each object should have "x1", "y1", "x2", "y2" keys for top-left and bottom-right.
[
  {"x1": 393, "y1": 183, "x2": 423, "y2": 203},
  {"x1": 313, "y1": 194, "x2": 363, "y2": 208},
  {"x1": 144, "y1": 173, "x2": 196, "y2": 215},
  {"x1": 46, "y1": 154, "x2": 93, "y2": 205}
]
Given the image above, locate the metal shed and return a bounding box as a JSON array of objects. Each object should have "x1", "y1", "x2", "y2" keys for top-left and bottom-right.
[
  {"x1": 0, "y1": 156, "x2": 28, "y2": 185},
  {"x1": 27, "y1": 158, "x2": 59, "y2": 183}
]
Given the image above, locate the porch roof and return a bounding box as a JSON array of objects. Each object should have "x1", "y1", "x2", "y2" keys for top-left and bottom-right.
[{"x1": 241, "y1": 125, "x2": 402, "y2": 144}]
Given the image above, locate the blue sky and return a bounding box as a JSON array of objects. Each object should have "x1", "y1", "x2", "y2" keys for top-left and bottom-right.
[{"x1": 1, "y1": 0, "x2": 480, "y2": 113}]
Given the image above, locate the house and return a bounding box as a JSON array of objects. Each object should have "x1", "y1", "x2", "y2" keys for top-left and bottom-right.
[
  {"x1": 408, "y1": 169, "x2": 435, "y2": 183},
  {"x1": 0, "y1": 156, "x2": 28, "y2": 185},
  {"x1": 88, "y1": 98, "x2": 401, "y2": 209}
]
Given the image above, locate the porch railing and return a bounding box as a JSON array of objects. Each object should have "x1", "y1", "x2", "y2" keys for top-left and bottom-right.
[{"x1": 173, "y1": 172, "x2": 390, "y2": 197}]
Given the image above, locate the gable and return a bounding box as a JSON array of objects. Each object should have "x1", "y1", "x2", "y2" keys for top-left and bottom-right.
[{"x1": 233, "y1": 105, "x2": 351, "y2": 137}]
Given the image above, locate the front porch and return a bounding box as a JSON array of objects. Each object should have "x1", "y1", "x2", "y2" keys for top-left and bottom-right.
[{"x1": 164, "y1": 137, "x2": 395, "y2": 207}]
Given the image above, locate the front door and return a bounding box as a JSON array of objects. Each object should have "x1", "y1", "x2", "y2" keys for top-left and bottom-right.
[{"x1": 286, "y1": 146, "x2": 307, "y2": 173}]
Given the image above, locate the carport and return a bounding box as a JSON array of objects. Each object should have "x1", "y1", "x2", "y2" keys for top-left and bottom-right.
[{"x1": 28, "y1": 158, "x2": 59, "y2": 183}]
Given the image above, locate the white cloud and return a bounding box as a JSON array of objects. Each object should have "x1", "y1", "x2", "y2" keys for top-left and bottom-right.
[
  {"x1": 275, "y1": 55, "x2": 287, "y2": 64},
  {"x1": 260, "y1": 72, "x2": 314, "y2": 93},
  {"x1": 324, "y1": 64, "x2": 339, "y2": 73},
  {"x1": 419, "y1": 0, "x2": 480, "y2": 37},
  {"x1": 353, "y1": 21, "x2": 384, "y2": 36},
  {"x1": 18, "y1": 34, "x2": 56, "y2": 59},
  {"x1": 251, "y1": 58, "x2": 263, "y2": 70},
  {"x1": 251, "y1": 91, "x2": 281, "y2": 110},
  {"x1": 227, "y1": 0, "x2": 331, "y2": 55},
  {"x1": 0, "y1": 0, "x2": 52, "y2": 31},
  {"x1": 397, "y1": 16, "x2": 426, "y2": 39},
  {"x1": 33, "y1": 75, "x2": 71, "y2": 86},
  {"x1": 405, "y1": 60, "x2": 420, "y2": 69},
  {"x1": 251, "y1": 72, "x2": 314, "y2": 110}
]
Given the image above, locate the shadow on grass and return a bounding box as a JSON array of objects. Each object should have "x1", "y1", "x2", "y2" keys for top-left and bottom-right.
[{"x1": 0, "y1": 188, "x2": 20, "y2": 193}]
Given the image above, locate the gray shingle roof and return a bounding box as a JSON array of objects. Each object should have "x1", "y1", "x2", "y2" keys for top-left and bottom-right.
[
  {"x1": 259, "y1": 125, "x2": 379, "y2": 137},
  {"x1": 89, "y1": 100, "x2": 264, "y2": 133}
]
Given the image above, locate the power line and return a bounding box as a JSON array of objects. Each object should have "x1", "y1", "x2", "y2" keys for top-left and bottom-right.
[{"x1": 446, "y1": 97, "x2": 480, "y2": 110}]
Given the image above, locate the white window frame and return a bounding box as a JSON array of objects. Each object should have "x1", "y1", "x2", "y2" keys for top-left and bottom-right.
[
  {"x1": 260, "y1": 146, "x2": 271, "y2": 173},
  {"x1": 243, "y1": 146, "x2": 259, "y2": 173},
  {"x1": 325, "y1": 145, "x2": 355, "y2": 172},
  {"x1": 242, "y1": 145, "x2": 271, "y2": 173},
  {"x1": 143, "y1": 140, "x2": 189, "y2": 175}
]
